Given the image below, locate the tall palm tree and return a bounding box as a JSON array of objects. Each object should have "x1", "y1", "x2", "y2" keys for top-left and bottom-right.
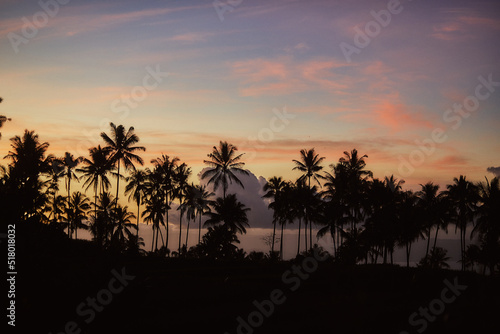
[
  {"x1": 125, "y1": 169, "x2": 147, "y2": 240},
  {"x1": 78, "y1": 146, "x2": 113, "y2": 238},
  {"x1": 293, "y1": 148, "x2": 325, "y2": 250},
  {"x1": 204, "y1": 194, "x2": 250, "y2": 235},
  {"x1": 335, "y1": 149, "x2": 372, "y2": 231},
  {"x1": 445, "y1": 175, "x2": 478, "y2": 271},
  {"x1": 397, "y1": 190, "x2": 424, "y2": 267},
  {"x1": 61, "y1": 152, "x2": 83, "y2": 227},
  {"x1": 416, "y1": 182, "x2": 446, "y2": 257},
  {"x1": 111, "y1": 205, "x2": 137, "y2": 250},
  {"x1": 193, "y1": 184, "x2": 214, "y2": 244},
  {"x1": 202, "y1": 141, "x2": 249, "y2": 199},
  {"x1": 5, "y1": 130, "x2": 52, "y2": 222},
  {"x1": 142, "y1": 194, "x2": 166, "y2": 252},
  {"x1": 262, "y1": 176, "x2": 287, "y2": 255},
  {"x1": 66, "y1": 191, "x2": 91, "y2": 239},
  {"x1": 180, "y1": 184, "x2": 198, "y2": 250},
  {"x1": 150, "y1": 155, "x2": 179, "y2": 249},
  {"x1": 100, "y1": 123, "x2": 145, "y2": 210},
  {"x1": 175, "y1": 163, "x2": 192, "y2": 254}
]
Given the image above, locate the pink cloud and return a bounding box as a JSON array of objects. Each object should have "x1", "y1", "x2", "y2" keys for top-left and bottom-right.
[{"x1": 373, "y1": 102, "x2": 433, "y2": 133}]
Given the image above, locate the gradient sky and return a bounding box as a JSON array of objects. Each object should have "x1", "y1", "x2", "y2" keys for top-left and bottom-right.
[{"x1": 1, "y1": 0, "x2": 500, "y2": 260}]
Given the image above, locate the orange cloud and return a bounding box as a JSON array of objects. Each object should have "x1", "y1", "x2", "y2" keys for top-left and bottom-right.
[{"x1": 373, "y1": 102, "x2": 433, "y2": 133}]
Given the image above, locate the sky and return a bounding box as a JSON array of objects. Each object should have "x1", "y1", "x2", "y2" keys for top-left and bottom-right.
[{"x1": 1, "y1": 0, "x2": 499, "y2": 261}]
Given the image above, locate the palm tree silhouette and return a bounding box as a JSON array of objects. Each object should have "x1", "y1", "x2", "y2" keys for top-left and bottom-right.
[
  {"x1": 194, "y1": 184, "x2": 214, "y2": 245},
  {"x1": 101, "y1": 123, "x2": 145, "y2": 210},
  {"x1": 150, "y1": 155, "x2": 179, "y2": 249},
  {"x1": 262, "y1": 176, "x2": 287, "y2": 255},
  {"x1": 61, "y1": 152, "x2": 83, "y2": 231},
  {"x1": 202, "y1": 141, "x2": 249, "y2": 199},
  {"x1": 175, "y1": 163, "x2": 191, "y2": 254},
  {"x1": 66, "y1": 191, "x2": 90, "y2": 240},
  {"x1": 416, "y1": 182, "x2": 447, "y2": 257},
  {"x1": 79, "y1": 145, "x2": 113, "y2": 239},
  {"x1": 293, "y1": 148, "x2": 325, "y2": 250},
  {"x1": 142, "y1": 193, "x2": 166, "y2": 252},
  {"x1": 204, "y1": 194, "x2": 250, "y2": 235},
  {"x1": 125, "y1": 169, "x2": 148, "y2": 240},
  {"x1": 5, "y1": 130, "x2": 52, "y2": 221},
  {"x1": 0, "y1": 97, "x2": 12, "y2": 139},
  {"x1": 396, "y1": 190, "x2": 424, "y2": 267},
  {"x1": 111, "y1": 205, "x2": 137, "y2": 250},
  {"x1": 445, "y1": 175, "x2": 478, "y2": 270}
]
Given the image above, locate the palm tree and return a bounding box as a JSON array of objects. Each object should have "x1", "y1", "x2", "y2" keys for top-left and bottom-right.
[
  {"x1": 194, "y1": 184, "x2": 215, "y2": 245},
  {"x1": 66, "y1": 191, "x2": 91, "y2": 239},
  {"x1": 472, "y1": 177, "x2": 500, "y2": 274},
  {"x1": 4, "y1": 130, "x2": 52, "y2": 222},
  {"x1": 262, "y1": 176, "x2": 287, "y2": 255},
  {"x1": 397, "y1": 190, "x2": 424, "y2": 267},
  {"x1": 181, "y1": 184, "x2": 197, "y2": 250},
  {"x1": 90, "y1": 192, "x2": 115, "y2": 248},
  {"x1": 111, "y1": 205, "x2": 137, "y2": 250},
  {"x1": 61, "y1": 152, "x2": 82, "y2": 228},
  {"x1": 78, "y1": 146, "x2": 113, "y2": 238},
  {"x1": 150, "y1": 155, "x2": 179, "y2": 249},
  {"x1": 335, "y1": 149, "x2": 372, "y2": 231},
  {"x1": 142, "y1": 194, "x2": 166, "y2": 252},
  {"x1": 293, "y1": 148, "x2": 325, "y2": 250},
  {"x1": 416, "y1": 182, "x2": 446, "y2": 257},
  {"x1": 0, "y1": 97, "x2": 12, "y2": 139},
  {"x1": 202, "y1": 141, "x2": 249, "y2": 199},
  {"x1": 125, "y1": 169, "x2": 147, "y2": 240},
  {"x1": 174, "y1": 163, "x2": 192, "y2": 254},
  {"x1": 446, "y1": 175, "x2": 478, "y2": 270},
  {"x1": 100, "y1": 123, "x2": 145, "y2": 210},
  {"x1": 204, "y1": 194, "x2": 250, "y2": 235}
]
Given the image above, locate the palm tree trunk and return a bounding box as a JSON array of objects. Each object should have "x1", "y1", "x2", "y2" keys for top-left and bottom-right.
[
  {"x1": 271, "y1": 220, "x2": 276, "y2": 254},
  {"x1": 151, "y1": 224, "x2": 155, "y2": 252},
  {"x1": 406, "y1": 242, "x2": 410, "y2": 268},
  {"x1": 426, "y1": 226, "x2": 431, "y2": 256},
  {"x1": 165, "y1": 191, "x2": 169, "y2": 249},
  {"x1": 310, "y1": 220, "x2": 313, "y2": 252},
  {"x1": 432, "y1": 225, "x2": 440, "y2": 252},
  {"x1": 178, "y1": 209, "x2": 183, "y2": 255},
  {"x1": 280, "y1": 221, "x2": 284, "y2": 260},
  {"x1": 304, "y1": 220, "x2": 308, "y2": 253},
  {"x1": 67, "y1": 177, "x2": 71, "y2": 238},
  {"x1": 198, "y1": 213, "x2": 202, "y2": 245},
  {"x1": 185, "y1": 218, "x2": 190, "y2": 249},
  {"x1": 137, "y1": 198, "x2": 140, "y2": 240},
  {"x1": 297, "y1": 218, "x2": 301, "y2": 257},
  {"x1": 115, "y1": 161, "x2": 120, "y2": 210}
]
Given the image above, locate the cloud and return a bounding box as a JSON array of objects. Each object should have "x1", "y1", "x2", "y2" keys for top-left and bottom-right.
[
  {"x1": 373, "y1": 102, "x2": 433, "y2": 133},
  {"x1": 487, "y1": 166, "x2": 500, "y2": 178}
]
